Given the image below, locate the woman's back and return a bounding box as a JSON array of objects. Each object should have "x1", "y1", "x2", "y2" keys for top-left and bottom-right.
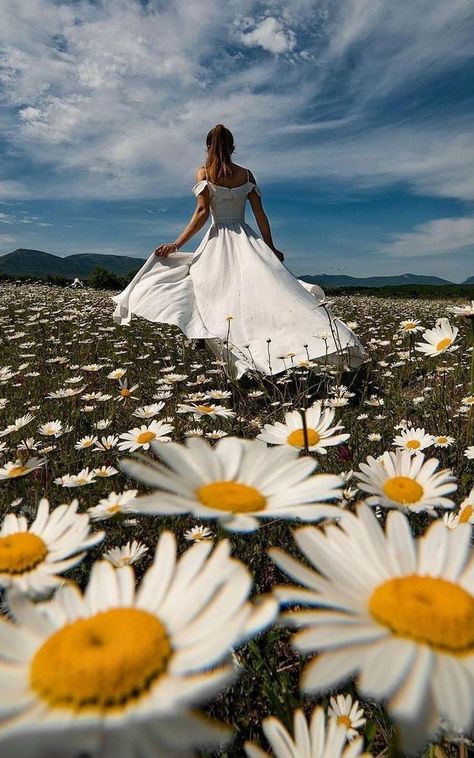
[{"x1": 192, "y1": 165, "x2": 261, "y2": 225}]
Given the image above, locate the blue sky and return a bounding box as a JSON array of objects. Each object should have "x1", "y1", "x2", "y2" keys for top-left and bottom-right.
[{"x1": 0, "y1": 0, "x2": 473, "y2": 281}]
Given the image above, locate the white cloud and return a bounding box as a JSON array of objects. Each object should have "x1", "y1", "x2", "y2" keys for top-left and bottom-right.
[
  {"x1": 239, "y1": 17, "x2": 296, "y2": 54},
  {"x1": 0, "y1": 0, "x2": 472, "y2": 205},
  {"x1": 378, "y1": 217, "x2": 474, "y2": 258}
]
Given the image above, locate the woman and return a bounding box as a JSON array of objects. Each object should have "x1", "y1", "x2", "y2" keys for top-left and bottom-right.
[{"x1": 112, "y1": 124, "x2": 367, "y2": 379}]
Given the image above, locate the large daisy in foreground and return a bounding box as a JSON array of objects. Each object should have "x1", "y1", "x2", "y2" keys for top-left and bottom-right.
[
  {"x1": 256, "y1": 401, "x2": 350, "y2": 454},
  {"x1": 355, "y1": 448, "x2": 457, "y2": 514},
  {"x1": 0, "y1": 531, "x2": 276, "y2": 757},
  {"x1": 120, "y1": 436, "x2": 344, "y2": 532},
  {"x1": 270, "y1": 504, "x2": 474, "y2": 752},
  {"x1": 0, "y1": 498, "x2": 104, "y2": 597}
]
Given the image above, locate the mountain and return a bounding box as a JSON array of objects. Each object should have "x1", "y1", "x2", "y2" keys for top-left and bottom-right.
[
  {"x1": 464, "y1": 275, "x2": 474, "y2": 284},
  {"x1": 0, "y1": 249, "x2": 146, "y2": 279},
  {"x1": 298, "y1": 272, "x2": 458, "y2": 288}
]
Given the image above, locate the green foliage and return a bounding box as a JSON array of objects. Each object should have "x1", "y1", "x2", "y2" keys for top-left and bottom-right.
[{"x1": 88, "y1": 265, "x2": 127, "y2": 290}]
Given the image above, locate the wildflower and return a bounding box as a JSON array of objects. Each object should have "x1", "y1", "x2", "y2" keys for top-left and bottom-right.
[{"x1": 257, "y1": 401, "x2": 349, "y2": 454}]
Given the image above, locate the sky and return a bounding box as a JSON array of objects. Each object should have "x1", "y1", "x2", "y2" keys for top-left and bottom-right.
[{"x1": 0, "y1": 0, "x2": 473, "y2": 281}]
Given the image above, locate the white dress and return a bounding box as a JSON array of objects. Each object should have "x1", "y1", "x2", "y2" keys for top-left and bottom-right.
[{"x1": 112, "y1": 175, "x2": 367, "y2": 379}]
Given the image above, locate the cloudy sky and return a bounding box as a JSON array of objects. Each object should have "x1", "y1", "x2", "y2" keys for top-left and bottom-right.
[{"x1": 0, "y1": 0, "x2": 473, "y2": 280}]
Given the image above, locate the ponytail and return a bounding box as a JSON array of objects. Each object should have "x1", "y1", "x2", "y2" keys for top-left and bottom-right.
[{"x1": 205, "y1": 124, "x2": 234, "y2": 183}]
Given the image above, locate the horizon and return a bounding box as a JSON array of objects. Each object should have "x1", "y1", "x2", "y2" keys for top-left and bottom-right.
[{"x1": 1, "y1": 1, "x2": 473, "y2": 280}]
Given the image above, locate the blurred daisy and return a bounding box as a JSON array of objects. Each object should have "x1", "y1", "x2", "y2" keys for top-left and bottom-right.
[
  {"x1": 132, "y1": 402, "x2": 165, "y2": 419},
  {"x1": 0, "y1": 532, "x2": 276, "y2": 756},
  {"x1": 257, "y1": 401, "x2": 349, "y2": 454},
  {"x1": 93, "y1": 434, "x2": 119, "y2": 451},
  {"x1": 244, "y1": 706, "x2": 368, "y2": 758},
  {"x1": 107, "y1": 367, "x2": 127, "y2": 379},
  {"x1": 0, "y1": 498, "x2": 103, "y2": 597},
  {"x1": 54, "y1": 467, "x2": 96, "y2": 488},
  {"x1": 120, "y1": 436, "x2": 344, "y2": 532},
  {"x1": 271, "y1": 503, "x2": 474, "y2": 752},
  {"x1": 355, "y1": 449, "x2": 457, "y2": 514},
  {"x1": 465, "y1": 446, "x2": 474, "y2": 460},
  {"x1": 328, "y1": 694, "x2": 366, "y2": 741},
  {"x1": 88, "y1": 490, "x2": 138, "y2": 520},
  {"x1": 392, "y1": 427, "x2": 435, "y2": 455},
  {"x1": 118, "y1": 420, "x2": 174, "y2": 451},
  {"x1": 448, "y1": 301, "x2": 474, "y2": 318},
  {"x1": 103, "y1": 539, "x2": 148, "y2": 567},
  {"x1": 93, "y1": 465, "x2": 119, "y2": 478},
  {"x1": 415, "y1": 318, "x2": 458, "y2": 356},
  {"x1": 0, "y1": 457, "x2": 45, "y2": 480},
  {"x1": 458, "y1": 487, "x2": 474, "y2": 524}
]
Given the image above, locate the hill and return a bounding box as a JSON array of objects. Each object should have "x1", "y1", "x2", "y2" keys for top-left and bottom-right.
[
  {"x1": 298, "y1": 272, "x2": 458, "y2": 288},
  {"x1": 0, "y1": 249, "x2": 146, "y2": 279}
]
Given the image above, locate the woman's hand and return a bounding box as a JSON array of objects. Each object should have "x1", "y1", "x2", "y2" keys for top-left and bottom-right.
[
  {"x1": 154, "y1": 242, "x2": 179, "y2": 257},
  {"x1": 272, "y1": 248, "x2": 285, "y2": 262}
]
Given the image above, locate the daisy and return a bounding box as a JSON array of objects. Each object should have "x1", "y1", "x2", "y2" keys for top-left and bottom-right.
[
  {"x1": 95, "y1": 418, "x2": 113, "y2": 429},
  {"x1": 93, "y1": 465, "x2": 119, "y2": 478},
  {"x1": 432, "y1": 434, "x2": 455, "y2": 448},
  {"x1": 107, "y1": 367, "x2": 127, "y2": 379},
  {"x1": 132, "y1": 402, "x2": 165, "y2": 419},
  {"x1": 399, "y1": 319, "x2": 424, "y2": 334},
  {"x1": 117, "y1": 420, "x2": 174, "y2": 452},
  {"x1": 74, "y1": 435, "x2": 98, "y2": 450},
  {"x1": 93, "y1": 434, "x2": 119, "y2": 451},
  {"x1": 184, "y1": 526, "x2": 214, "y2": 542},
  {"x1": 116, "y1": 378, "x2": 139, "y2": 400},
  {"x1": 88, "y1": 490, "x2": 139, "y2": 520},
  {"x1": 0, "y1": 498, "x2": 103, "y2": 597},
  {"x1": 355, "y1": 448, "x2": 457, "y2": 514},
  {"x1": 0, "y1": 532, "x2": 276, "y2": 756},
  {"x1": 465, "y1": 446, "x2": 474, "y2": 460},
  {"x1": 55, "y1": 467, "x2": 96, "y2": 488},
  {"x1": 244, "y1": 706, "x2": 368, "y2": 758},
  {"x1": 328, "y1": 694, "x2": 366, "y2": 741},
  {"x1": 257, "y1": 401, "x2": 349, "y2": 454},
  {"x1": 38, "y1": 420, "x2": 64, "y2": 437},
  {"x1": 392, "y1": 427, "x2": 435, "y2": 455},
  {"x1": 415, "y1": 318, "x2": 458, "y2": 356},
  {"x1": 448, "y1": 301, "x2": 474, "y2": 318},
  {"x1": 46, "y1": 386, "x2": 85, "y2": 398},
  {"x1": 177, "y1": 403, "x2": 236, "y2": 418},
  {"x1": 270, "y1": 504, "x2": 474, "y2": 751},
  {"x1": 103, "y1": 539, "x2": 149, "y2": 567},
  {"x1": 120, "y1": 436, "x2": 344, "y2": 532},
  {"x1": 457, "y1": 487, "x2": 474, "y2": 524},
  {"x1": 0, "y1": 457, "x2": 45, "y2": 480}
]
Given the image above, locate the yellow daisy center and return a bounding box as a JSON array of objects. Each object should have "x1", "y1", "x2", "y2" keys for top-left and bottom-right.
[
  {"x1": 403, "y1": 323, "x2": 416, "y2": 330},
  {"x1": 459, "y1": 505, "x2": 473, "y2": 524},
  {"x1": 436, "y1": 337, "x2": 452, "y2": 351},
  {"x1": 7, "y1": 465, "x2": 30, "y2": 478},
  {"x1": 136, "y1": 431, "x2": 156, "y2": 444},
  {"x1": 120, "y1": 388, "x2": 131, "y2": 397},
  {"x1": 196, "y1": 405, "x2": 215, "y2": 413},
  {"x1": 337, "y1": 715, "x2": 352, "y2": 728},
  {"x1": 30, "y1": 608, "x2": 171, "y2": 712},
  {"x1": 437, "y1": 436, "x2": 448, "y2": 444},
  {"x1": 196, "y1": 480, "x2": 266, "y2": 513},
  {"x1": 406, "y1": 439, "x2": 421, "y2": 449},
  {"x1": 369, "y1": 575, "x2": 474, "y2": 652},
  {"x1": 286, "y1": 428, "x2": 320, "y2": 448},
  {"x1": 0, "y1": 532, "x2": 48, "y2": 574},
  {"x1": 383, "y1": 476, "x2": 423, "y2": 504}
]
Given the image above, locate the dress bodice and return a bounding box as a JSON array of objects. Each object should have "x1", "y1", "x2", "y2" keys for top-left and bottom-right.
[{"x1": 192, "y1": 179, "x2": 261, "y2": 224}]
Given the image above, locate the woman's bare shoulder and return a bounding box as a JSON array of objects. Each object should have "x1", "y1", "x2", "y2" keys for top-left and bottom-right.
[{"x1": 195, "y1": 165, "x2": 207, "y2": 182}]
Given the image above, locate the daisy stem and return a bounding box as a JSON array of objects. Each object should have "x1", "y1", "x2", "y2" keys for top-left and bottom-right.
[{"x1": 299, "y1": 408, "x2": 310, "y2": 455}]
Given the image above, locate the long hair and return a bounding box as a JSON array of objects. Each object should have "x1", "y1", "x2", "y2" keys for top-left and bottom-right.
[{"x1": 205, "y1": 124, "x2": 234, "y2": 183}]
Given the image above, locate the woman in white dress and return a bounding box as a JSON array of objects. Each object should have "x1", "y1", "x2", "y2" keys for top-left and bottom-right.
[{"x1": 112, "y1": 124, "x2": 367, "y2": 379}]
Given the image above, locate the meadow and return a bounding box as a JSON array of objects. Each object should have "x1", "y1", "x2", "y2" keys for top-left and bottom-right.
[{"x1": 0, "y1": 280, "x2": 473, "y2": 758}]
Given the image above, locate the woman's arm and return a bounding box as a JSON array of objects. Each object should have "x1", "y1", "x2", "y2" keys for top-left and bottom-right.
[
  {"x1": 154, "y1": 168, "x2": 210, "y2": 257},
  {"x1": 247, "y1": 170, "x2": 284, "y2": 262}
]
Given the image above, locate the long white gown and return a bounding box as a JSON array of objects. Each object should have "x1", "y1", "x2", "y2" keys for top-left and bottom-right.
[{"x1": 112, "y1": 176, "x2": 368, "y2": 379}]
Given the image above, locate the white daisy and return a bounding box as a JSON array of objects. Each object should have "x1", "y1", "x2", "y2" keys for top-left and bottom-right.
[
  {"x1": 93, "y1": 465, "x2": 119, "y2": 478},
  {"x1": 415, "y1": 318, "x2": 458, "y2": 356},
  {"x1": 103, "y1": 539, "x2": 149, "y2": 567},
  {"x1": 448, "y1": 301, "x2": 474, "y2": 318},
  {"x1": 88, "y1": 490, "x2": 139, "y2": 520},
  {"x1": 0, "y1": 532, "x2": 276, "y2": 756},
  {"x1": 432, "y1": 434, "x2": 455, "y2": 448},
  {"x1": 184, "y1": 526, "x2": 214, "y2": 542},
  {"x1": 244, "y1": 706, "x2": 368, "y2": 758},
  {"x1": 132, "y1": 402, "x2": 166, "y2": 419},
  {"x1": 257, "y1": 401, "x2": 349, "y2": 454},
  {"x1": 392, "y1": 427, "x2": 435, "y2": 455},
  {"x1": 0, "y1": 498, "x2": 103, "y2": 597},
  {"x1": 55, "y1": 467, "x2": 97, "y2": 488},
  {"x1": 38, "y1": 420, "x2": 64, "y2": 437},
  {"x1": 74, "y1": 435, "x2": 98, "y2": 450},
  {"x1": 355, "y1": 449, "x2": 457, "y2": 514},
  {"x1": 177, "y1": 403, "x2": 236, "y2": 418},
  {"x1": 118, "y1": 420, "x2": 174, "y2": 452},
  {"x1": 328, "y1": 694, "x2": 366, "y2": 741},
  {"x1": 0, "y1": 457, "x2": 45, "y2": 480},
  {"x1": 120, "y1": 436, "x2": 344, "y2": 532},
  {"x1": 464, "y1": 446, "x2": 474, "y2": 460},
  {"x1": 399, "y1": 319, "x2": 423, "y2": 334},
  {"x1": 270, "y1": 504, "x2": 474, "y2": 751}
]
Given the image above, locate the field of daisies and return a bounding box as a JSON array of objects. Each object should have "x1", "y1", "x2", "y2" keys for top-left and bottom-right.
[{"x1": 0, "y1": 280, "x2": 473, "y2": 758}]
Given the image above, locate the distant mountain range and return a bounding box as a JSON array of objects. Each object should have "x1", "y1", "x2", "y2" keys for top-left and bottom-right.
[{"x1": 0, "y1": 249, "x2": 471, "y2": 288}]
